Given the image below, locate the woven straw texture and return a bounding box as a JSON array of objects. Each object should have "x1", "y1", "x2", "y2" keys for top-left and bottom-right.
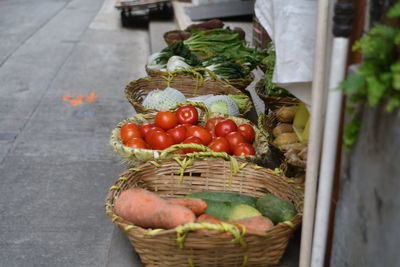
[
  {"x1": 105, "y1": 157, "x2": 303, "y2": 267},
  {"x1": 145, "y1": 67, "x2": 255, "y2": 91},
  {"x1": 163, "y1": 30, "x2": 183, "y2": 46},
  {"x1": 125, "y1": 74, "x2": 252, "y2": 116},
  {"x1": 255, "y1": 80, "x2": 299, "y2": 112},
  {"x1": 258, "y1": 112, "x2": 306, "y2": 176},
  {"x1": 110, "y1": 102, "x2": 269, "y2": 166}
]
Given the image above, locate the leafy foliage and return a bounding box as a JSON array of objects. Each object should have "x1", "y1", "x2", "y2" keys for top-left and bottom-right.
[
  {"x1": 341, "y1": 2, "x2": 400, "y2": 151},
  {"x1": 201, "y1": 55, "x2": 250, "y2": 79},
  {"x1": 184, "y1": 29, "x2": 266, "y2": 69},
  {"x1": 262, "y1": 43, "x2": 294, "y2": 97},
  {"x1": 156, "y1": 41, "x2": 200, "y2": 66}
]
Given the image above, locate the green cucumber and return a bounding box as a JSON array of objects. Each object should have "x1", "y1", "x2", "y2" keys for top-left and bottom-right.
[
  {"x1": 184, "y1": 192, "x2": 257, "y2": 207},
  {"x1": 202, "y1": 200, "x2": 238, "y2": 221},
  {"x1": 256, "y1": 194, "x2": 297, "y2": 224},
  {"x1": 203, "y1": 200, "x2": 261, "y2": 221}
]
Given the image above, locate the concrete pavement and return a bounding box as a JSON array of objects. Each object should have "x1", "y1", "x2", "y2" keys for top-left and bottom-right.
[{"x1": 0, "y1": 0, "x2": 146, "y2": 265}]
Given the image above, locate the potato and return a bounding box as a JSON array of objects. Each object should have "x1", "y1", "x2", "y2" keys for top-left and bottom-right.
[
  {"x1": 273, "y1": 133, "x2": 299, "y2": 146},
  {"x1": 280, "y1": 142, "x2": 306, "y2": 152},
  {"x1": 272, "y1": 123, "x2": 294, "y2": 137},
  {"x1": 276, "y1": 106, "x2": 298, "y2": 123}
]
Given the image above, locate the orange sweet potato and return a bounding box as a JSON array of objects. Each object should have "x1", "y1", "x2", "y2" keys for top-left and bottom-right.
[
  {"x1": 114, "y1": 188, "x2": 195, "y2": 229},
  {"x1": 232, "y1": 216, "x2": 274, "y2": 235},
  {"x1": 167, "y1": 198, "x2": 207, "y2": 216},
  {"x1": 196, "y1": 214, "x2": 231, "y2": 236}
]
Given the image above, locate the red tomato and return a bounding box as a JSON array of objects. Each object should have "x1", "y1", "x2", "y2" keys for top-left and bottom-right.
[
  {"x1": 154, "y1": 110, "x2": 178, "y2": 130},
  {"x1": 181, "y1": 124, "x2": 193, "y2": 131},
  {"x1": 120, "y1": 123, "x2": 142, "y2": 144},
  {"x1": 175, "y1": 105, "x2": 198, "y2": 125},
  {"x1": 167, "y1": 125, "x2": 187, "y2": 144},
  {"x1": 206, "y1": 117, "x2": 224, "y2": 132},
  {"x1": 233, "y1": 143, "x2": 256, "y2": 156},
  {"x1": 237, "y1": 124, "x2": 255, "y2": 143},
  {"x1": 150, "y1": 132, "x2": 175, "y2": 150},
  {"x1": 225, "y1": 132, "x2": 245, "y2": 151},
  {"x1": 215, "y1": 119, "x2": 237, "y2": 137},
  {"x1": 125, "y1": 138, "x2": 148, "y2": 149},
  {"x1": 208, "y1": 137, "x2": 230, "y2": 154},
  {"x1": 145, "y1": 127, "x2": 164, "y2": 144},
  {"x1": 139, "y1": 123, "x2": 153, "y2": 137},
  {"x1": 179, "y1": 136, "x2": 204, "y2": 154},
  {"x1": 210, "y1": 130, "x2": 217, "y2": 140},
  {"x1": 186, "y1": 125, "x2": 212, "y2": 146}
]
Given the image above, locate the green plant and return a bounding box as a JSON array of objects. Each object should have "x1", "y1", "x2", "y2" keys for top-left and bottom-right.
[
  {"x1": 341, "y1": 1, "x2": 400, "y2": 151},
  {"x1": 262, "y1": 43, "x2": 294, "y2": 97}
]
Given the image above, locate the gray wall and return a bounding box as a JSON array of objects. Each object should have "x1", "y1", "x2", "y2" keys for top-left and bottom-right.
[{"x1": 330, "y1": 106, "x2": 400, "y2": 266}]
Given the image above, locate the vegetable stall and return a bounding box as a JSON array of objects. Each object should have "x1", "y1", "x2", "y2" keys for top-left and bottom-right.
[{"x1": 105, "y1": 19, "x2": 307, "y2": 266}]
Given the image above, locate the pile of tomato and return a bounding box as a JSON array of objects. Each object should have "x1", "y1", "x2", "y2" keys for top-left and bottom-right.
[{"x1": 120, "y1": 105, "x2": 256, "y2": 156}]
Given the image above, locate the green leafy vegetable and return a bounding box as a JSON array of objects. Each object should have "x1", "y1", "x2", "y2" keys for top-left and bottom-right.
[
  {"x1": 155, "y1": 41, "x2": 200, "y2": 66},
  {"x1": 341, "y1": 2, "x2": 400, "y2": 150},
  {"x1": 228, "y1": 94, "x2": 249, "y2": 113},
  {"x1": 201, "y1": 55, "x2": 250, "y2": 79},
  {"x1": 184, "y1": 29, "x2": 266, "y2": 69}
]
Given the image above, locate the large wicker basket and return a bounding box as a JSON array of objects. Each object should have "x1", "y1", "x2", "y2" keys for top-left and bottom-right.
[
  {"x1": 145, "y1": 67, "x2": 255, "y2": 92},
  {"x1": 255, "y1": 80, "x2": 299, "y2": 112},
  {"x1": 125, "y1": 74, "x2": 252, "y2": 116},
  {"x1": 110, "y1": 102, "x2": 269, "y2": 166},
  {"x1": 105, "y1": 154, "x2": 303, "y2": 266}
]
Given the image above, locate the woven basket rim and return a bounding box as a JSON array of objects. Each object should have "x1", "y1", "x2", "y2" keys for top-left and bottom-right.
[
  {"x1": 124, "y1": 74, "x2": 253, "y2": 115},
  {"x1": 255, "y1": 80, "x2": 299, "y2": 111},
  {"x1": 145, "y1": 66, "x2": 255, "y2": 90},
  {"x1": 110, "y1": 105, "x2": 269, "y2": 166}
]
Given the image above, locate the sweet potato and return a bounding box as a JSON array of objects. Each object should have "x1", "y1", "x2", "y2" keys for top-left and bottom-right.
[
  {"x1": 196, "y1": 214, "x2": 230, "y2": 236},
  {"x1": 196, "y1": 214, "x2": 226, "y2": 224},
  {"x1": 232, "y1": 216, "x2": 274, "y2": 235},
  {"x1": 114, "y1": 188, "x2": 195, "y2": 229},
  {"x1": 276, "y1": 106, "x2": 298, "y2": 123},
  {"x1": 167, "y1": 198, "x2": 208, "y2": 216},
  {"x1": 272, "y1": 123, "x2": 294, "y2": 137}
]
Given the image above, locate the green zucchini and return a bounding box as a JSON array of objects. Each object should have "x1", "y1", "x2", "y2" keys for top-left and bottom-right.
[
  {"x1": 184, "y1": 191, "x2": 257, "y2": 207},
  {"x1": 256, "y1": 194, "x2": 297, "y2": 224}
]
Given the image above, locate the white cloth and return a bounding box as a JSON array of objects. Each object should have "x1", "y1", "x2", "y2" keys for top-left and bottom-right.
[{"x1": 254, "y1": 0, "x2": 318, "y2": 105}]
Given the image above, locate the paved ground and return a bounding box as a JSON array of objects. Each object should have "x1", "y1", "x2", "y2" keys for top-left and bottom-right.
[
  {"x1": 0, "y1": 0, "x2": 146, "y2": 265},
  {"x1": 0, "y1": 1, "x2": 299, "y2": 266}
]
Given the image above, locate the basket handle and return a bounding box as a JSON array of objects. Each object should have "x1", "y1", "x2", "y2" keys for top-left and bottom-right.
[
  {"x1": 163, "y1": 68, "x2": 220, "y2": 96},
  {"x1": 160, "y1": 144, "x2": 240, "y2": 186},
  {"x1": 159, "y1": 143, "x2": 212, "y2": 158},
  {"x1": 257, "y1": 113, "x2": 269, "y2": 138},
  {"x1": 169, "y1": 101, "x2": 210, "y2": 122}
]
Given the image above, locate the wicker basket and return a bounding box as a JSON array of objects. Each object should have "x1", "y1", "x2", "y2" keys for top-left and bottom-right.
[
  {"x1": 145, "y1": 67, "x2": 255, "y2": 92},
  {"x1": 110, "y1": 102, "x2": 269, "y2": 166},
  {"x1": 163, "y1": 30, "x2": 185, "y2": 46},
  {"x1": 125, "y1": 74, "x2": 252, "y2": 116},
  {"x1": 258, "y1": 112, "x2": 307, "y2": 177},
  {"x1": 255, "y1": 80, "x2": 299, "y2": 112},
  {"x1": 105, "y1": 154, "x2": 303, "y2": 267}
]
